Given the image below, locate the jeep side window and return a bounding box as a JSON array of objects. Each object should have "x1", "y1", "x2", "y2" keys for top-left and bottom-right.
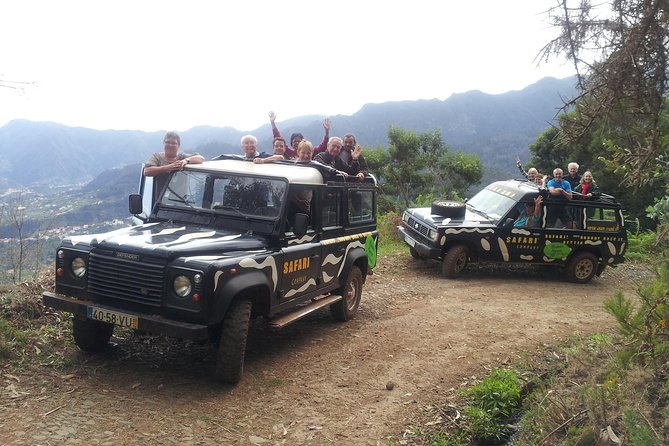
[
  {"x1": 348, "y1": 189, "x2": 374, "y2": 224},
  {"x1": 545, "y1": 203, "x2": 575, "y2": 229},
  {"x1": 322, "y1": 188, "x2": 342, "y2": 228},
  {"x1": 585, "y1": 206, "x2": 620, "y2": 232},
  {"x1": 286, "y1": 186, "x2": 314, "y2": 232},
  {"x1": 546, "y1": 203, "x2": 587, "y2": 230}
]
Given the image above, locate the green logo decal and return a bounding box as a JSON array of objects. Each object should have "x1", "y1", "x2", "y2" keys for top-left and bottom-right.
[
  {"x1": 365, "y1": 235, "x2": 378, "y2": 268},
  {"x1": 544, "y1": 242, "x2": 572, "y2": 260}
]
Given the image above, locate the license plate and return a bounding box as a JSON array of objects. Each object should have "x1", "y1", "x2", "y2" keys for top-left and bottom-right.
[
  {"x1": 406, "y1": 237, "x2": 416, "y2": 247},
  {"x1": 87, "y1": 306, "x2": 139, "y2": 329}
]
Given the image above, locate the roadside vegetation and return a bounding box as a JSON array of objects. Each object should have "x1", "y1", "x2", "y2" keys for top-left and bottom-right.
[{"x1": 393, "y1": 0, "x2": 669, "y2": 444}]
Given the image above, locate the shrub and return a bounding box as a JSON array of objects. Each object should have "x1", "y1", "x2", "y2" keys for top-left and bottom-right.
[
  {"x1": 626, "y1": 230, "x2": 658, "y2": 260},
  {"x1": 462, "y1": 368, "x2": 523, "y2": 443},
  {"x1": 603, "y1": 263, "x2": 669, "y2": 366}
]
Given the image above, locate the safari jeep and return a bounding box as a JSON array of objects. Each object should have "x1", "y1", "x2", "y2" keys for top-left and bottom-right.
[
  {"x1": 397, "y1": 179, "x2": 627, "y2": 283},
  {"x1": 42, "y1": 158, "x2": 378, "y2": 384}
]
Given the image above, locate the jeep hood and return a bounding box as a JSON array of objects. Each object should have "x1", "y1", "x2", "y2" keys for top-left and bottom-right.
[
  {"x1": 408, "y1": 207, "x2": 494, "y2": 226},
  {"x1": 64, "y1": 222, "x2": 267, "y2": 258}
]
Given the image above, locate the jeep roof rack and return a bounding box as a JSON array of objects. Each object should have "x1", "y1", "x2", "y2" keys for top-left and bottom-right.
[
  {"x1": 498, "y1": 179, "x2": 620, "y2": 205},
  {"x1": 189, "y1": 157, "x2": 376, "y2": 186}
]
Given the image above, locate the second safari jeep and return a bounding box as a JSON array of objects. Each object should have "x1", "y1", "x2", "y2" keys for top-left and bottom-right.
[{"x1": 398, "y1": 179, "x2": 627, "y2": 283}]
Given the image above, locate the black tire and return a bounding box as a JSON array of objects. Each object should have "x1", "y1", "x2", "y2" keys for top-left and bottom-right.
[
  {"x1": 442, "y1": 245, "x2": 468, "y2": 279},
  {"x1": 431, "y1": 200, "x2": 466, "y2": 218},
  {"x1": 72, "y1": 317, "x2": 114, "y2": 352},
  {"x1": 409, "y1": 246, "x2": 422, "y2": 259},
  {"x1": 215, "y1": 299, "x2": 252, "y2": 384},
  {"x1": 565, "y1": 252, "x2": 597, "y2": 283},
  {"x1": 331, "y1": 266, "x2": 363, "y2": 322}
]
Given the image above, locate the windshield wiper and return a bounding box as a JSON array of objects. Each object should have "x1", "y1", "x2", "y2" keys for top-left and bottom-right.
[
  {"x1": 466, "y1": 203, "x2": 494, "y2": 221},
  {"x1": 165, "y1": 186, "x2": 194, "y2": 208},
  {"x1": 213, "y1": 205, "x2": 249, "y2": 221}
]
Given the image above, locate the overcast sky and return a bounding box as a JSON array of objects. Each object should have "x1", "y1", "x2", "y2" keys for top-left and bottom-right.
[{"x1": 1, "y1": 0, "x2": 575, "y2": 132}]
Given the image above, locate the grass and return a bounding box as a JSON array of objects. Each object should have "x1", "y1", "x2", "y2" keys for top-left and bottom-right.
[
  {"x1": 378, "y1": 211, "x2": 409, "y2": 256},
  {"x1": 0, "y1": 318, "x2": 30, "y2": 359}
]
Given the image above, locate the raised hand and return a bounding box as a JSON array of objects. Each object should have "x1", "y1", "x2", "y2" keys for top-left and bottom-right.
[{"x1": 352, "y1": 144, "x2": 363, "y2": 160}]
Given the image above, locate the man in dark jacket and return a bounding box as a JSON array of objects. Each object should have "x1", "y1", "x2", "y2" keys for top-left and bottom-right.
[
  {"x1": 313, "y1": 137, "x2": 350, "y2": 174},
  {"x1": 341, "y1": 134, "x2": 369, "y2": 181}
]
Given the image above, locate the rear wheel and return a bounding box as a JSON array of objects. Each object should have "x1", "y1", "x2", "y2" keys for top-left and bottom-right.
[
  {"x1": 565, "y1": 252, "x2": 597, "y2": 283},
  {"x1": 442, "y1": 245, "x2": 468, "y2": 278},
  {"x1": 72, "y1": 317, "x2": 114, "y2": 352},
  {"x1": 331, "y1": 266, "x2": 363, "y2": 321},
  {"x1": 215, "y1": 299, "x2": 252, "y2": 384}
]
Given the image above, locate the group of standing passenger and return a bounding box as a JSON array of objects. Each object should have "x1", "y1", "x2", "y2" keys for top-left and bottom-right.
[
  {"x1": 513, "y1": 159, "x2": 603, "y2": 228},
  {"x1": 143, "y1": 113, "x2": 369, "y2": 185},
  {"x1": 516, "y1": 159, "x2": 601, "y2": 200}
]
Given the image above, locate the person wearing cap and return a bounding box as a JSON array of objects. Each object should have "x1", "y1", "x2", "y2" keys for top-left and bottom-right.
[{"x1": 514, "y1": 195, "x2": 543, "y2": 228}]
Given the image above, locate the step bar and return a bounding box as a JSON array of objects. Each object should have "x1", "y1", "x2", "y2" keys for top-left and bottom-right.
[{"x1": 269, "y1": 294, "x2": 342, "y2": 328}]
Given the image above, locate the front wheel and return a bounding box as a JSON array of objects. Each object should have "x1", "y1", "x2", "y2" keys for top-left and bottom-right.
[
  {"x1": 409, "y1": 246, "x2": 423, "y2": 259},
  {"x1": 565, "y1": 252, "x2": 597, "y2": 283},
  {"x1": 72, "y1": 317, "x2": 114, "y2": 352},
  {"x1": 215, "y1": 299, "x2": 252, "y2": 384},
  {"x1": 442, "y1": 245, "x2": 468, "y2": 278},
  {"x1": 331, "y1": 266, "x2": 363, "y2": 321}
]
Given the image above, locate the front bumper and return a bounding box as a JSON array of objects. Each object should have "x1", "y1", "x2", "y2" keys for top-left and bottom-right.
[
  {"x1": 42, "y1": 291, "x2": 209, "y2": 341},
  {"x1": 396, "y1": 226, "x2": 441, "y2": 259}
]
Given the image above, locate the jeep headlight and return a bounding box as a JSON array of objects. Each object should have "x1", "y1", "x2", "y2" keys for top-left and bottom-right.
[
  {"x1": 71, "y1": 257, "x2": 87, "y2": 278},
  {"x1": 428, "y1": 229, "x2": 439, "y2": 242},
  {"x1": 173, "y1": 275, "x2": 192, "y2": 297},
  {"x1": 402, "y1": 212, "x2": 410, "y2": 223}
]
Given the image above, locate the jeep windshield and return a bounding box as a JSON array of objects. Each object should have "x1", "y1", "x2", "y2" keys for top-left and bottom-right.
[
  {"x1": 158, "y1": 170, "x2": 286, "y2": 219},
  {"x1": 466, "y1": 188, "x2": 518, "y2": 223}
]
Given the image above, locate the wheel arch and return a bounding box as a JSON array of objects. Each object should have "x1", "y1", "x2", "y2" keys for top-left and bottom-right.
[
  {"x1": 441, "y1": 240, "x2": 478, "y2": 262},
  {"x1": 342, "y1": 247, "x2": 369, "y2": 284},
  {"x1": 567, "y1": 247, "x2": 603, "y2": 263},
  {"x1": 209, "y1": 271, "x2": 272, "y2": 325}
]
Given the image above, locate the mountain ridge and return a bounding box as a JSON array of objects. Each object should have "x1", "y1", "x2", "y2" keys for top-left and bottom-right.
[{"x1": 2, "y1": 76, "x2": 577, "y2": 189}]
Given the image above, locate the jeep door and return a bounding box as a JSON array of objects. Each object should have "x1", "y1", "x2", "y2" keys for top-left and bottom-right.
[
  {"x1": 279, "y1": 184, "x2": 322, "y2": 301},
  {"x1": 319, "y1": 185, "x2": 376, "y2": 290},
  {"x1": 493, "y1": 200, "x2": 546, "y2": 264}
]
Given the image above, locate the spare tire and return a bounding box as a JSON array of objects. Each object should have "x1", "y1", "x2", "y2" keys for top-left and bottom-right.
[{"x1": 431, "y1": 200, "x2": 466, "y2": 218}]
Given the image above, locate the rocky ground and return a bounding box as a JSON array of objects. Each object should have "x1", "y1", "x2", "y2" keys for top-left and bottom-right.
[{"x1": 0, "y1": 254, "x2": 654, "y2": 445}]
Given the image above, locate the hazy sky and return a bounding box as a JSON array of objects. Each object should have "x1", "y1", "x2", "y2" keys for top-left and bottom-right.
[{"x1": 1, "y1": 0, "x2": 575, "y2": 132}]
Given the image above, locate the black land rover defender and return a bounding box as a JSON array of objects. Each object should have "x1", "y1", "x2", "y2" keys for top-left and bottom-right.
[
  {"x1": 398, "y1": 179, "x2": 627, "y2": 283},
  {"x1": 42, "y1": 159, "x2": 378, "y2": 383}
]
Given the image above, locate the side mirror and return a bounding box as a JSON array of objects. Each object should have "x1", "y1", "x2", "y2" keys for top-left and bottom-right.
[
  {"x1": 129, "y1": 194, "x2": 143, "y2": 215},
  {"x1": 504, "y1": 218, "x2": 515, "y2": 227},
  {"x1": 293, "y1": 213, "x2": 309, "y2": 238}
]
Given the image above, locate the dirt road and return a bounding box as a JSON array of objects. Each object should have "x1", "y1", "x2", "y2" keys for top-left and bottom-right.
[{"x1": 0, "y1": 255, "x2": 651, "y2": 445}]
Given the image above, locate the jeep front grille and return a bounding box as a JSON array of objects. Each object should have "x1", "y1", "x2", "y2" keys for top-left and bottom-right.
[
  {"x1": 407, "y1": 216, "x2": 430, "y2": 238},
  {"x1": 88, "y1": 252, "x2": 165, "y2": 305}
]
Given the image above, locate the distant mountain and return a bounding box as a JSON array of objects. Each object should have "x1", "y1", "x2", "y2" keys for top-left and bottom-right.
[{"x1": 1, "y1": 76, "x2": 577, "y2": 190}]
